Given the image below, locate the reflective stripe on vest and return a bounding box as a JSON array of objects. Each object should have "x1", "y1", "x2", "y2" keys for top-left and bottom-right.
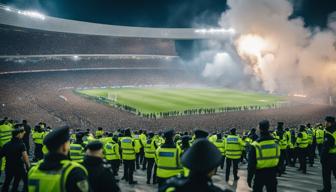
[
  {"x1": 254, "y1": 140, "x2": 280, "y2": 169},
  {"x1": 226, "y1": 135, "x2": 242, "y2": 159},
  {"x1": 69, "y1": 144, "x2": 84, "y2": 162},
  {"x1": 104, "y1": 143, "x2": 119, "y2": 160},
  {"x1": 297, "y1": 132, "x2": 308, "y2": 148},
  {"x1": 156, "y1": 147, "x2": 182, "y2": 178},
  {"x1": 121, "y1": 137, "x2": 135, "y2": 160},
  {"x1": 144, "y1": 139, "x2": 156, "y2": 158}
]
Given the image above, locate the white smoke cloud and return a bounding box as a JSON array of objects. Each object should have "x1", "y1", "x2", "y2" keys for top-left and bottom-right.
[
  {"x1": 202, "y1": 52, "x2": 238, "y2": 79},
  {"x1": 198, "y1": 0, "x2": 336, "y2": 97}
]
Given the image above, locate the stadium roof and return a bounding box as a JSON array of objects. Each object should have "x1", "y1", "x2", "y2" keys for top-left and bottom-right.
[{"x1": 0, "y1": 4, "x2": 235, "y2": 40}]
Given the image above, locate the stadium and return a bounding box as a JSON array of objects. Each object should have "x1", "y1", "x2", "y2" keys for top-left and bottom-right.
[{"x1": 0, "y1": 1, "x2": 336, "y2": 192}]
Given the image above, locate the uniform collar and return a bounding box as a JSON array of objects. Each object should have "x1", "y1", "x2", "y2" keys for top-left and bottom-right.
[
  {"x1": 83, "y1": 155, "x2": 103, "y2": 166},
  {"x1": 39, "y1": 153, "x2": 69, "y2": 171}
]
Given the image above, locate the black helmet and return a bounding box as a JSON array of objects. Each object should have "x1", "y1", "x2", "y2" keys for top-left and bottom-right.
[{"x1": 181, "y1": 139, "x2": 222, "y2": 174}]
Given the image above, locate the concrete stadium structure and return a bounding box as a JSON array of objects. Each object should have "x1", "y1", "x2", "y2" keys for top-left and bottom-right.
[{"x1": 0, "y1": 4, "x2": 235, "y2": 40}]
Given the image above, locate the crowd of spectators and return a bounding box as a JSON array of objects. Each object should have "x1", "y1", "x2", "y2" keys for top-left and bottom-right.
[
  {"x1": 0, "y1": 25, "x2": 176, "y2": 55},
  {"x1": 0, "y1": 57, "x2": 181, "y2": 73}
]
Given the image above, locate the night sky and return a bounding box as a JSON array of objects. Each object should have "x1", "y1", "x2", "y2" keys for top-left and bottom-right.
[{"x1": 0, "y1": 0, "x2": 335, "y2": 28}]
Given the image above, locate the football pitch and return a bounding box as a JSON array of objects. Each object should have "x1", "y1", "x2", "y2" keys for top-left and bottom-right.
[{"x1": 76, "y1": 87, "x2": 284, "y2": 115}]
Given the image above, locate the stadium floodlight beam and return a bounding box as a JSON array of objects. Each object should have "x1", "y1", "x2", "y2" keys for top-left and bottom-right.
[{"x1": 0, "y1": 4, "x2": 234, "y2": 40}]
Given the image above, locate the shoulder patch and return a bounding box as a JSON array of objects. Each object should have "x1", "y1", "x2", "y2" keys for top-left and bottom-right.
[{"x1": 76, "y1": 180, "x2": 89, "y2": 192}]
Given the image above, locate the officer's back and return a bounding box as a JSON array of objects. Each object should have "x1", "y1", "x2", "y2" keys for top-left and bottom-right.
[{"x1": 83, "y1": 141, "x2": 120, "y2": 192}]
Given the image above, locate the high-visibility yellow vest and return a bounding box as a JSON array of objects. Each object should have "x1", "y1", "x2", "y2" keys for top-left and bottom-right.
[
  {"x1": 144, "y1": 139, "x2": 156, "y2": 159},
  {"x1": 104, "y1": 142, "x2": 120, "y2": 160},
  {"x1": 225, "y1": 135, "x2": 243, "y2": 159},
  {"x1": 316, "y1": 129, "x2": 325, "y2": 144},
  {"x1": 69, "y1": 144, "x2": 84, "y2": 163},
  {"x1": 139, "y1": 133, "x2": 147, "y2": 147},
  {"x1": 296, "y1": 132, "x2": 309, "y2": 148},
  {"x1": 0, "y1": 123, "x2": 13, "y2": 147},
  {"x1": 83, "y1": 135, "x2": 95, "y2": 146},
  {"x1": 213, "y1": 139, "x2": 225, "y2": 156},
  {"x1": 133, "y1": 135, "x2": 142, "y2": 153},
  {"x1": 306, "y1": 128, "x2": 313, "y2": 145},
  {"x1": 208, "y1": 135, "x2": 217, "y2": 143},
  {"x1": 284, "y1": 131, "x2": 293, "y2": 149},
  {"x1": 273, "y1": 132, "x2": 287, "y2": 150},
  {"x1": 156, "y1": 147, "x2": 183, "y2": 178},
  {"x1": 325, "y1": 130, "x2": 336, "y2": 154},
  {"x1": 95, "y1": 130, "x2": 104, "y2": 138},
  {"x1": 28, "y1": 160, "x2": 88, "y2": 192},
  {"x1": 253, "y1": 140, "x2": 280, "y2": 169},
  {"x1": 33, "y1": 132, "x2": 44, "y2": 145},
  {"x1": 120, "y1": 137, "x2": 135, "y2": 160}
]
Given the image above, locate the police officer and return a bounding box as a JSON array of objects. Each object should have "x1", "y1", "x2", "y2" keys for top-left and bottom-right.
[
  {"x1": 306, "y1": 123, "x2": 315, "y2": 167},
  {"x1": 247, "y1": 120, "x2": 280, "y2": 192},
  {"x1": 225, "y1": 128, "x2": 244, "y2": 182},
  {"x1": 28, "y1": 126, "x2": 89, "y2": 192},
  {"x1": 296, "y1": 125, "x2": 308, "y2": 174},
  {"x1": 160, "y1": 139, "x2": 231, "y2": 192},
  {"x1": 156, "y1": 129, "x2": 183, "y2": 188},
  {"x1": 213, "y1": 133, "x2": 225, "y2": 170},
  {"x1": 103, "y1": 134, "x2": 120, "y2": 176},
  {"x1": 32, "y1": 125, "x2": 44, "y2": 161},
  {"x1": 316, "y1": 124, "x2": 325, "y2": 157},
  {"x1": 83, "y1": 140, "x2": 120, "y2": 192},
  {"x1": 22, "y1": 120, "x2": 31, "y2": 155},
  {"x1": 95, "y1": 127, "x2": 104, "y2": 139},
  {"x1": 70, "y1": 132, "x2": 85, "y2": 163},
  {"x1": 120, "y1": 128, "x2": 137, "y2": 184},
  {"x1": 317, "y1": 116, "x2": 336, "y2": 192},
  {"x1": 133, "y1": 131, "x2": 142, "y2": 169},
  {"x1": 273, "y1": 122, "x2": 287, "y2": 175},
  {"x1": 144, "y1": 132, "x2": 157, "y2": 184},
  {"x1": 0, "y1": 126, "x2": 30, "y2": 192}
]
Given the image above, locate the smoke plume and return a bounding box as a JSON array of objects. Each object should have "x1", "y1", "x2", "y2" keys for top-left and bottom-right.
[{"x1": 198, "y1": 0, "x2": 336, "y2": 97}]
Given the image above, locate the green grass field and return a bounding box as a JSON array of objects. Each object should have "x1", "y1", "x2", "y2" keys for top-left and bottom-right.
[{"x1": 76, "y1": 87, "x2": 284, "y2": 115}]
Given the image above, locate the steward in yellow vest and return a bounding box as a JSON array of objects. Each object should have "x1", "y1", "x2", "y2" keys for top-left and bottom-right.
[
  {"x1": 316, "y1": 125, "x2": 325, "y2": 156},
  {"x1": 95, "y1": 127, "x2": 104, "y2": 139},
  {"x1": 28, "y1": 126, "x2": 88, "y2": 192},
  {"x1": 156, "y1": 129, "x2": 183, "y2": 188},
  {"x1": 144, "y1": 132, "x2": 157, "y2": 184},
  {"x1": 120, "y1": 129, "x2": 137, "y2": 185},
  {"x1": 296, "y1": 125, "x2": 308, "y2": 174},
  {"x1": 247, "y1": 120, "x2": 280, "y2": 191},
  {"x1": 0, "y1": 120, "x2": 13, "y2": 148},
  {"x1": 139, "y1": 130, "x2": 147, "y2": 170},
  {"x1": 273, "y1": 122, "x2": 287, "y2": 175},
  {"x1": 225, "y1": 128, "x2": 245, "y2": 182},
  {"x1": 213, "y1": 133, "x2": 225, "y2": 170},
  {"x1": 103, "y1": 134, "x2": 120, "y2": 176},
  {"x1": 306, "y1": 124, "x2": 315, "y2": 167},
  {"x1": 69, "y1": 133, "x2": 85, "y2": 163},
  {"x1": 133, "y1": 132, "x2": 142, "y2": 169},
  {"x1": 32, "y1": 125, "x2": 45, "y2": 161},
  {"x1": 318, "y1": 116, "x2": 336, "y2": 192}
]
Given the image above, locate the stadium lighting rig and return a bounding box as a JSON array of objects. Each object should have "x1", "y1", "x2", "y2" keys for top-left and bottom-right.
[{"x1": 3, "y1": 5, "x2": 45, "y2": 20}]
